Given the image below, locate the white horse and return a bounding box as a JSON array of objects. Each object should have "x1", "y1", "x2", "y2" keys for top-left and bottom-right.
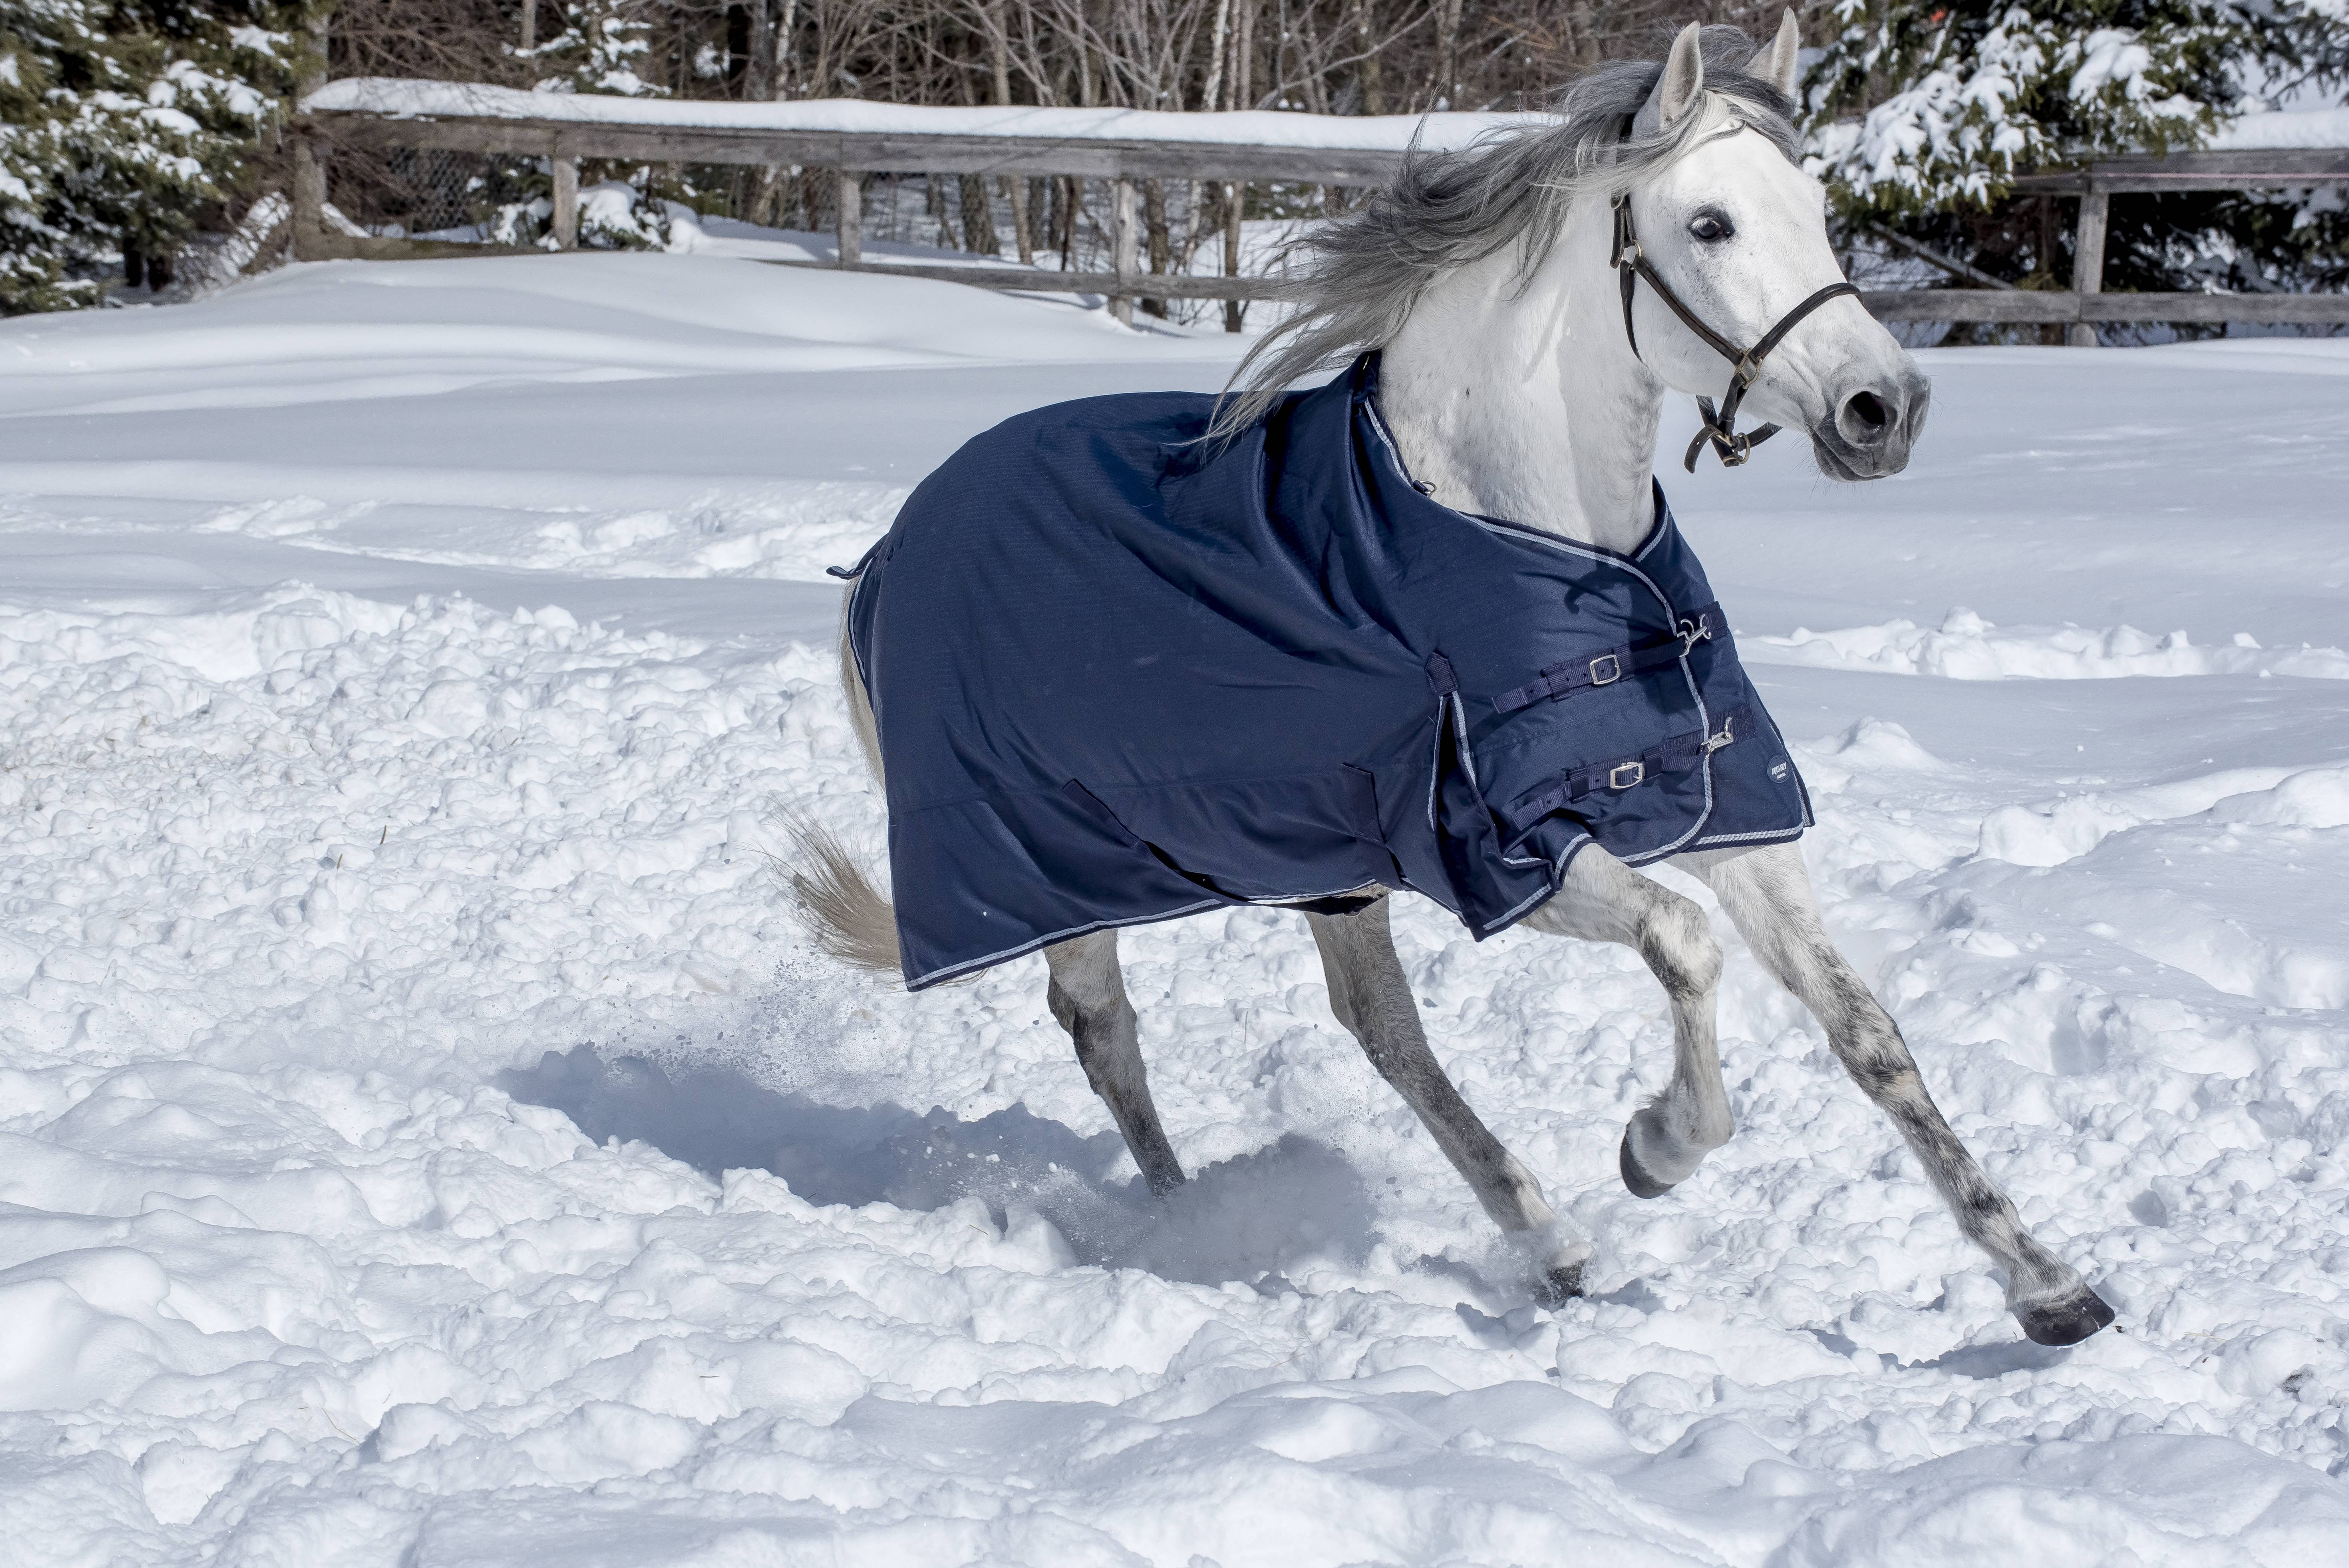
[{"x1": 801, "y1": 16, "x2": 2115, "y2": 1348}]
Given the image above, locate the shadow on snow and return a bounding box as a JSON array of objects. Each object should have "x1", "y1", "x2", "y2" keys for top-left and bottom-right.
[{"x1": 501, "y1": 1045, "x2": 1375, "y2": 1289}]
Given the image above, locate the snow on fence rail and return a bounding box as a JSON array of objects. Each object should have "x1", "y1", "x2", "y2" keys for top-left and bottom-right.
[
  {"x1": 295, "y1": 80, "x2": 2349, "y2": 339},
  {"x1": 294, "y1": 78, "x2": 1514, "y2": 321}
]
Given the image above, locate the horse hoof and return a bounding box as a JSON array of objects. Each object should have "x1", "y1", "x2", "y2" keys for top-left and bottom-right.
[
  {"x1": 1532, "y1": 1261, "x2": 1584, "y2": 1308},
  {"x1": 2014, "y1": 1286, "x2": 2116, "y2": 1347},
  {"x1": 1619, "y1": 1129, "x2": 1674, "y2": 1200}
]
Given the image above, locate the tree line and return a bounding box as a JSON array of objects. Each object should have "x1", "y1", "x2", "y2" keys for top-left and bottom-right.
[
  {"x1": 3, "y1": 1, "x2": 2346, "y2": 321},
  {"x1": 331, "y1": 0, "x2": 1779, "y2": 118}
]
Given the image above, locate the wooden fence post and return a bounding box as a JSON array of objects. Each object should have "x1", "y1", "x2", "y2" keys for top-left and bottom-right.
[
  {"x1": 2069, "y1": 188, "x2": 2108, "y2": 347},
  {"x1": 1110, "y1": 176, "x2": 1137, "y2": 325},
  {"x1": 292, "y1": 137, "x2": 328, "y2": 259},
  {"x1": 550, "y1": 154, "x2": 579, "y2": 248},
  {"x1": 836, "y1": 170, "x2": 863, "y2": 266}
]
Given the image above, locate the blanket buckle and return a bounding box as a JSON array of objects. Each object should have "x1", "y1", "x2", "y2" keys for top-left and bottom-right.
[
  {"x1": 1608, "y1": 760, "x2": 1646, "y2": 790},
  {"x1": 1588, "y1": 653, "x2": 1622, "y2": 687}
]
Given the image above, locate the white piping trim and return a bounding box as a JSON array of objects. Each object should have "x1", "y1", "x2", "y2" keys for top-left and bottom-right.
[
  {"x1": 1683, "y1": 824, "x2": 1806, "y2": 849},
  {"x1": 1483, "y1": 843, "x2": 1585, "y2": 931},
  {"x1": 1365, "y1": 390, "x2": 1741, "y2": 910},
  {"x1": 1449, "y1": 692, "x2": 1481, "y2": 789},
  {"x1": 845, "y1": 564, "x2": 876, "y2": 702},
  {"x1": 905, "y1": 870, "x2": 1404, "y2": 989},
  {"x1": 904, "y1": 897, "x2": 1229, "y2": 990},
  {"x1": 1425, "y1": 710, "x2": 1443, "y2": 835}
]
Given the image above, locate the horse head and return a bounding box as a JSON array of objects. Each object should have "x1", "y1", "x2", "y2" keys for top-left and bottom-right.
[
  {"x1": 1233, "y1": 14, "x2": 1934, "y2": 542},
  {"x1": 1619, "y1": 16, "x2": 1929, "y2": 480}
]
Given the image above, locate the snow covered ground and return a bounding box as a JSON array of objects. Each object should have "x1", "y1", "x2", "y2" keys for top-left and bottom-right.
[{"x1": 3, "y1": 255, "x2": 2349, "y2": 1565}]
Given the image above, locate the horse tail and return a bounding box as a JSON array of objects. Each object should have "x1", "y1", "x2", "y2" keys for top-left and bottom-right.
[
  {"x1": 787, "y1": 589, "x2": 902, "y2": 977},
  {"x1": 786, "y1": 817, "x2": 902, "y2": 975}
]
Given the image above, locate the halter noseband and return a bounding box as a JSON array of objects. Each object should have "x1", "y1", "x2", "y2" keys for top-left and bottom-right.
[{"x1": 1609, "y1": 120, "x2": 1862, "y2": 473}]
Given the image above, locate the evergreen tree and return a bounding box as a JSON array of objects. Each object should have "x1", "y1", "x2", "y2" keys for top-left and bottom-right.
[
  {"x1": 526, "y1": 0, "x2": 663, "y2": 97},
  {"x1": 511, "y1": 0, "x2": 674, "y2": 249},
  {"x1": 0, "y1": 0, "x2": 296, "y2": 312},
  {"x1": 1806, "y1": 0, "x2": 2349, "y2": 298}
]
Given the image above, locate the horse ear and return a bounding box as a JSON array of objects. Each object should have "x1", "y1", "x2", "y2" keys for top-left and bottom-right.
[
  {"x1": 1642, "y1": 22, "x2": 1706, "y2": 133},
  {"x1": 1762, "y1": 8, "x2": 1802, "y2": 102}
]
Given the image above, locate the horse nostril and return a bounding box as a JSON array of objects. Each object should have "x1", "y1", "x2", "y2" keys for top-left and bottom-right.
[{"x1": 1842, "y1": 389, "x2": 1891, "y2": 436}]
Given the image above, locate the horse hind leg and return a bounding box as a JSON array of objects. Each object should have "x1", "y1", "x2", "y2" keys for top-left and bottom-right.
[
  {"x1": 1521, "y1": 847, "x2": 1734, "y2": 1200},
  {"x1": 1044, "y1": 930, "x2": 1186, "y2": 1197},
  {"x1": 1306, "y1": 896, "x2": 1592, "y2": 1304}
]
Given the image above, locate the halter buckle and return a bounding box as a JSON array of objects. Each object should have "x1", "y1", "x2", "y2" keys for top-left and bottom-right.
[
  {"x1": 1608, "y1": 760, "x2": 1646, "y2": 790},
  {"x1": 1689, "y1": 423, "x2": 1753, "y2": 472},
  {"x1": 1588, "y1": 653, "x2": 1621, "y2": 686}
]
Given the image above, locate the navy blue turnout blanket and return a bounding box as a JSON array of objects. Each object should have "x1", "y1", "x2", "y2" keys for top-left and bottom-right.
[{"x1": 842, "y1": 355, "x2": 1810, "y2": 989}]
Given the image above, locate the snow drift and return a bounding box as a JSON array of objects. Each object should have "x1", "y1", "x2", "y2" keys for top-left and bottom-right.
[{"x1": 1, "y1": 256, "x2": 2347, "y2": 1565}]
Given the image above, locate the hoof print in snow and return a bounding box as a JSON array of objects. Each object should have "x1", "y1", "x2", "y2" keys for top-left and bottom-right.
[
  {"x1": 1618, "y1": 1129, "x2": 1675, "y2": 1200},
  {"x1": 2015, "y1": 1287, "x2": 2117, "y2": 1347},
  {"x1": 1533, "y1": 1262, "x2": 1585, "y2": 1308}
]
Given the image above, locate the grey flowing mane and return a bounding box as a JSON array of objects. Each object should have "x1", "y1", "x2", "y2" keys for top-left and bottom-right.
[{"x1": 1212, "y1": 25, "x2": 1803, "y2": 440}]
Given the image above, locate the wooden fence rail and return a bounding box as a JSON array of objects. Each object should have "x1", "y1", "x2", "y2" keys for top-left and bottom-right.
[
  {"x1": 294, "y1": 88, "x2": 2349, "y2": 338},
  {"x1": 2010, "y1": 149, "x2": 2349, "y2": 342},
  {"x1": 296, "y1": 88, "x2": 1463, "y2": 322}
]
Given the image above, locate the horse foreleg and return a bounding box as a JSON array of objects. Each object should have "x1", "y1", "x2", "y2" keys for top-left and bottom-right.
[
  {"x1": 1681, "y1": 842, "x2": 2114, "y2": 1347},
  {"x1": 1045, "y1": 930, "x2": 1186, "y2": 1196},
  {"x1": 1522, "y1": 846, "x2": 1733, "y2": 1199},
  {"x1": 1306, "y1": 896, "x2": 1592, "y2": 1304}
]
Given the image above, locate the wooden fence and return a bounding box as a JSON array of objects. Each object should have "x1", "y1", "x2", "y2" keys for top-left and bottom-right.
[
  {"x1": 294, "y1": 87, "x2": 1430, "y2": 320},
  {"x1": 294, "y1": 90, "x2": 2349, "y2": 339}
]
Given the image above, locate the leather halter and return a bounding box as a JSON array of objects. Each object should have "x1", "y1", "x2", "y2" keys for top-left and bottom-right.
[{"x1": 1609, "y1": 123, "x2": 1862, "y2": 472}]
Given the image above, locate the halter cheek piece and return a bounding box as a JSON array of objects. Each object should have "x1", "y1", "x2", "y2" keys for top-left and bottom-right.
[{"x1": 1610, "y1": 120, "x2": 1862, "y2": 473}]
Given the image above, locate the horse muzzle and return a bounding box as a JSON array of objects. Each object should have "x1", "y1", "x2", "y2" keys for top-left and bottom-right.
[{"x1": 1810, "y1": 367, "x2": 1931, "y2": 481}]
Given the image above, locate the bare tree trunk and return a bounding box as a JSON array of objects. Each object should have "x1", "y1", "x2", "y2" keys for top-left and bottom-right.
[
  {"x1": 747, "y1": 0, "x2": 771, "y2": 98},
  {"x1": 1141, "y1": 178, "x2": 1169, "y2": 319},
  {"x1": 1224, "y1": 0, "x2": 1256, "y2": 330},
  {"x1": 748, "y1": 0, "x2": 782, "y2": 226},
  {"x1": 1297, "y1": 0, "x2": 1330, "y2": 114},
  {"x1": 803, "y1": 165, "x2": 829, "y2": 234},
  {"x1": 989, "y1": 1, "x2": 1033, "y2": 263},
  {"x1": 926, "y1": 171, "x2": 951, "y2": 247},
  {"x1": 961, "y1": 174, "x2": 1000, "y2": 254},
  {"x1": 1203, "y1": 0, "x2": 1233, "y2": 115},
  {"x1": 291, "y1": 5, "x2": 331, "y2": 260},
  {"x1": 1433, "y1": 0, "x2": 1461, "y2": 109},
  {"x1": 1238, "y1": 0, "x2": 1262, "y2": 107},
  {"x1": 1222, "y1": 181, "x2": 1244, "y2": 333}
]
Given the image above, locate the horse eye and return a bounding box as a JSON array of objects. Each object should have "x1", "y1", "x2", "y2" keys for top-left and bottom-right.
[{"x1": 1689, "y1": 213, "x2": 1733, "y2": 244}]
